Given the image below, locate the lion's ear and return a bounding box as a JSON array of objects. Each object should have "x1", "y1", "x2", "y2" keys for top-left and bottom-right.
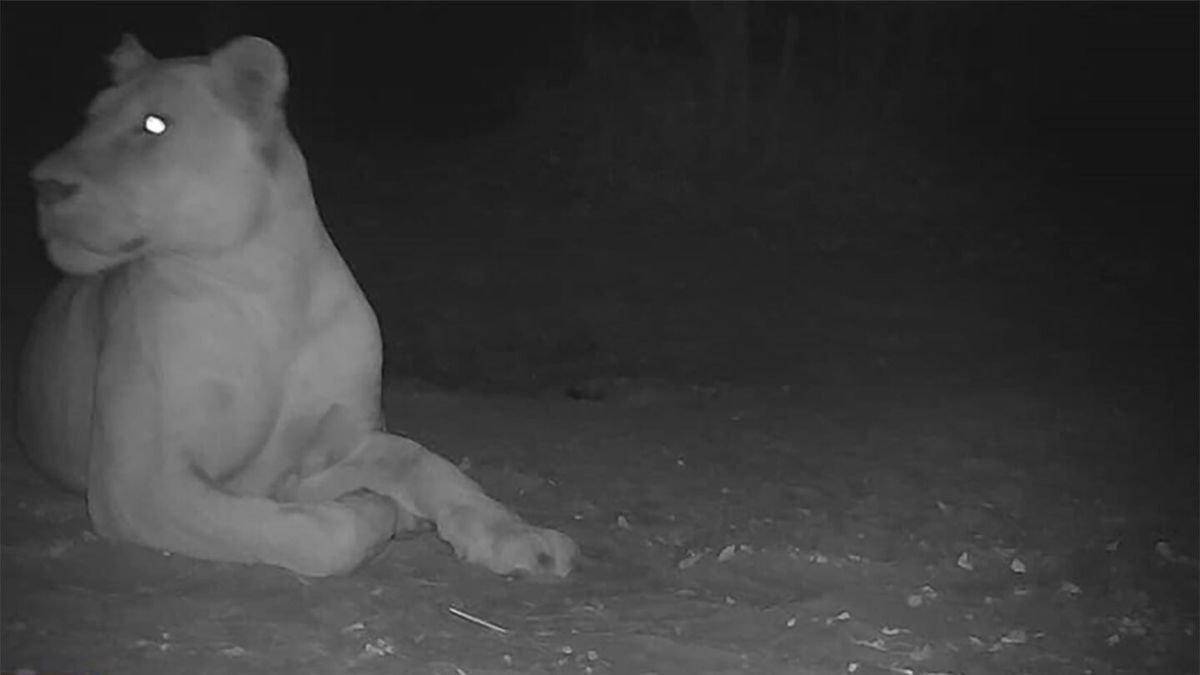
[
  {"x1": 109, "y1": 34, "x2": 154, "y2": 84},
  {"x1": 210, "y1": 36, "x2": 289, "y2": 127}
]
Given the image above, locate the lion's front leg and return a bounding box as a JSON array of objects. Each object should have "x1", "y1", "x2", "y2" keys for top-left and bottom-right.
[
  {"x1": 291, "y1": 432, "x2": 578, "y2": 577},
  {"x1": 88, "y1": 464, "x2": 399, "y2": 577}
]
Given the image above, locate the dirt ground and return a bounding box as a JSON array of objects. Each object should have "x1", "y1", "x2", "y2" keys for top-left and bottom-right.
[{"x1": 2, "y1": 146, "x2": 1196, "y2": 674}]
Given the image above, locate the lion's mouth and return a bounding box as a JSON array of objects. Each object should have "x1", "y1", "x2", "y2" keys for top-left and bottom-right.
[
  {"x1": 44, "y1": 230, "x2": 144, "y2": 257},
  {"x1": 42, "y1": 225, "x2": 150, "y2": 274},
  {"x1": 38, "y1": 209, "x2": 147, "y2": 257},
  {"x1": 113, "y1": 236, "x2": 149, "y2": 254},
  {"x1": 56, "y1": 236, "x2": 147, "y2": 257}
]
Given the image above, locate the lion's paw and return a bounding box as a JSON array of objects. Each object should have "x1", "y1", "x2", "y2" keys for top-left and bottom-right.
[
  {"x1": 488, "y1": 521, "x2": 578, "y2": 578},
  {"x1": 444, "y1": 510, "x2": 578, "y2": 578},
  {"x1": 334, "y1": 489, "x2": 399, "y2": 561}
]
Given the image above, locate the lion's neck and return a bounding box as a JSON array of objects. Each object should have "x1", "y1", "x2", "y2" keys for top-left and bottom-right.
[{"x1": 129, "y1": 209, "x2": 317, "y2": 329}]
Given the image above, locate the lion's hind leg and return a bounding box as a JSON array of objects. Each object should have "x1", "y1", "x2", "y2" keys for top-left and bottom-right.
[{"x1": 289, "y1": 433, "x2": 578, "y2": 578}]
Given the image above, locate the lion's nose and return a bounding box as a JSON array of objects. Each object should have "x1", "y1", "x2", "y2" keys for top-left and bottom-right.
[{"x1": 33, "y1": 178, "x2": 81, "y2": 206}]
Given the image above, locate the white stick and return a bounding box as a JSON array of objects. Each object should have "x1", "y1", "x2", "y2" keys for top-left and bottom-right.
[{"x1": 447, "y1": 606, "x2": 510, "y2": 634}]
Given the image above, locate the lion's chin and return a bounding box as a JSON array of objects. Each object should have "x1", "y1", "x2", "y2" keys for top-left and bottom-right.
[{"x1": 45, "y1": 237, "x2": 139, "y2": 276}]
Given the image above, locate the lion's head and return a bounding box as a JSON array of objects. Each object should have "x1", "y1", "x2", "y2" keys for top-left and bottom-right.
[{"x1": 31, "y1": 35, "x2": 293, "y2": 275}]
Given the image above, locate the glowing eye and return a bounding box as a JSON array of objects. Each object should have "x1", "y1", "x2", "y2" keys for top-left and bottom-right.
[{"x1": 142, "y1": 114, "x2": 169, "y2": 135}]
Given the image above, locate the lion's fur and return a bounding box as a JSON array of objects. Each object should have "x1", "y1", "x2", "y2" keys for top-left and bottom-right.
[{"x1": 19, "y1": 36, "x2": 576, "y2": 578}]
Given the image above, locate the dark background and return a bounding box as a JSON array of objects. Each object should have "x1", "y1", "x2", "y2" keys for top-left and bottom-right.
[
  {"x1": 4, "y1": 3, "x2": 1196, "y2": 243},
  {"x1": 2, "y1": 7, "x2": 1197, "y2": 671},
  {"x1": 2, "y1": 1, "x2": 1196, "y2": 451}
]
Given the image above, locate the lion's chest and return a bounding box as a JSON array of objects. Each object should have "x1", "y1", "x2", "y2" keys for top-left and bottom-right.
[{"x1": 95, "y1": 274, "x2": 308, "y2": 483}]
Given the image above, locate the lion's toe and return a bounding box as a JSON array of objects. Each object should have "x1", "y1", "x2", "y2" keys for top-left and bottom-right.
[{"x1": 484, "y1": 521, "x2": 578, "y2": 578}]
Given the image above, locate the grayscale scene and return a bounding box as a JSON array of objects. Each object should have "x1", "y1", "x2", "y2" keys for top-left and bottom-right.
[{"x1": 2, "y1": 3, "x2": 1196, "y2": 674}]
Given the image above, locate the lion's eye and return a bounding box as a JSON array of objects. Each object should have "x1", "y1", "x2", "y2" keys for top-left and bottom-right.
[{"x1": 141, "y1": 114, "x2": 169, "y2": 136}]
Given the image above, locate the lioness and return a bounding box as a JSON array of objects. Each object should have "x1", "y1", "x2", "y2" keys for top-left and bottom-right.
[{"x1": 18, "y1": 35, "x2": 577, "y2": 578}]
